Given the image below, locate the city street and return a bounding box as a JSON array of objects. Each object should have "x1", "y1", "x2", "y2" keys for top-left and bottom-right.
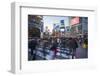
[
  {"x1": 28, "y1": 15, "x2": 88, "y2": 60},
  {"x1": 28, "y1": 43, "x2": 88, "y2": 60},
  {"x1": 28, "y1": 47, "x2": 71, "y2": 60}
]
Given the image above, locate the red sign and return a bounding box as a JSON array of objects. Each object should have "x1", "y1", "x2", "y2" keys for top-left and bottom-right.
[{"x1": 71, "y1": 17, "x2": 80, "y2": 25}]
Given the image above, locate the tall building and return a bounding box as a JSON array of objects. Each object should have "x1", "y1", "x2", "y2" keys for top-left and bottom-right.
[
  {"x1": 60, "y1": 20, "x2": 65, "y2": 31},
  {"x1": 70, "y1": 17, "x2": 88, "y2": 38},
  {"x1": 52, "y1": 23, "x2": 61, "y2": 38},
  {"x1": 52, "y1": 19, "x2": 71, "y2": 38},
  {"x1": 53, "y1": 23, "x2": 60, "y2": 32},
  {"x1": 28, "y1": 15, "x2": 43, "y2": 38},
  {"x1": 70, "y1": 17, "x2": 80, "y2": 37},
  {"x1": 80, "y1": 17, "x2": 88, "y2": 35}
]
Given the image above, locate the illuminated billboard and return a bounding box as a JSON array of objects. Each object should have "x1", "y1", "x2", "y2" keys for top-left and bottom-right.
[{"x1": 71, "y1": 17, "x2": 80, "y2": 25}]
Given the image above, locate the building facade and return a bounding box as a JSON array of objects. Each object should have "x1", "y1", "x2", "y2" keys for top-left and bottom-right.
[
  {"x1": 28, "y1": 15, "x2": 43, "y2": 38},
  {"x1": 70, "y1": 17, "x2": 88, "y2": 38}
]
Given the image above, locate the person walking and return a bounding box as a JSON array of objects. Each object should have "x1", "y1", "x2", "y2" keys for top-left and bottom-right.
[
  {"x1": 67, "y1": 38, "x2": 78, "y2": 59},
  {"x1": 50, "y1": 39, "x2": 58, "y2": 59},
  {"x1": 28, "y1": 38, "x2": 38, "y2": 60}
]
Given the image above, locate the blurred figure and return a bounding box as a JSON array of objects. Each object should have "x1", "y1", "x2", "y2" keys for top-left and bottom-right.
[
  {"x1": 79, "y1": 37, "x2": 82, "y2": 45},
  {"x1": 67, "y1": 38, "x2": 78, "y2": 59},
  {"x1": 42, "y1": 39, "x2": 48, "y2": 60},
  {"x1": 28, "y1": 38, "x2": 38, "y2": 60},
  {"x1": 83, "y1": 38, "x2": 88, "y2": 50},
  {"x1": 56, "y1": 38, "x2": 61, "y2": 47},
  {"x1": 50, "y1": 39, "x2": 58, "y2": 59}
]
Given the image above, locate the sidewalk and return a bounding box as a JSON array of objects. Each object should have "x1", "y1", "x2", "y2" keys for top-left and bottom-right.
[{"x1": 75, "y1": 44, "x2": 88, "y2": 58}]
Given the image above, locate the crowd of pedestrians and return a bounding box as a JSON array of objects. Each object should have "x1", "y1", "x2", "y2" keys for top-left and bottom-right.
[{"x1": 28, "y1": 35, "x2": 88, "y2": 60}]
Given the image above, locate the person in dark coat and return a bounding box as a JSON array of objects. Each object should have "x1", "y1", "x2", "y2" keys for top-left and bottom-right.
[
  {"x1": 67, "y1": 38, "x2": 78, "y2": 59},
  {"x1": 42, "y1": 40, "x2": 48, "y2": 60},
  {"x1": 50, "y1": 40, "x2": 58, "y2": 59},
  {"x1": 28, "y1": 39, "x2": 37, "y2": 60}
]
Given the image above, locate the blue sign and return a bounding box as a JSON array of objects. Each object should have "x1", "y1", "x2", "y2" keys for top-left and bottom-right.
[{"x1": 60, "y1": 20, "x2": 65, "y2": 25}]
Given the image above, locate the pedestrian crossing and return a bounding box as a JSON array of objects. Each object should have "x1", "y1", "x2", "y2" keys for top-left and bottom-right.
[{"x1": 29, "y1": 47, "x2": 73, "y2": 60}]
